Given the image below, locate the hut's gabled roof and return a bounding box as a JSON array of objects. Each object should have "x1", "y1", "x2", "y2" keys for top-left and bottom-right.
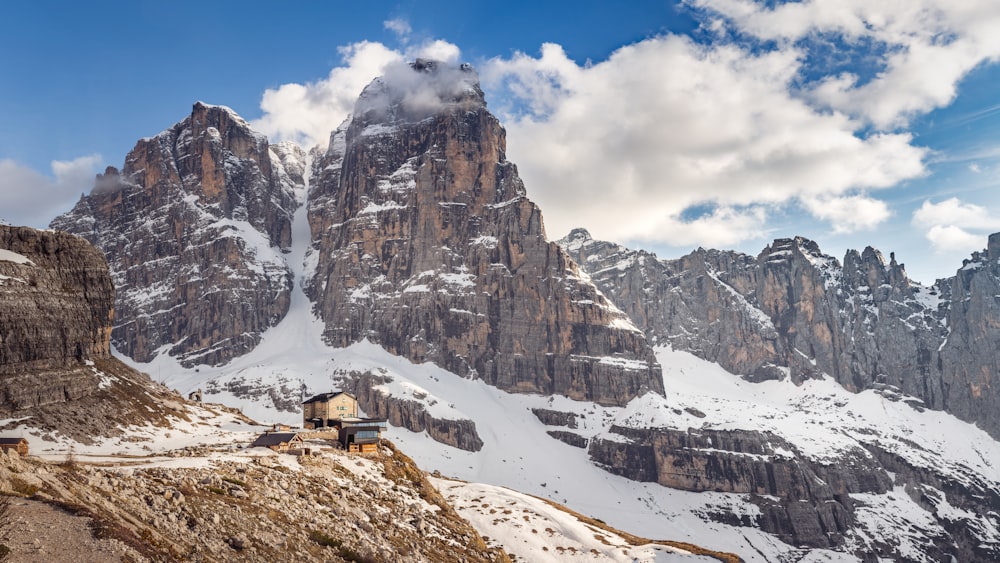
[{"x1": 250, "y1": 432, "x2": 302, "y2": 448}]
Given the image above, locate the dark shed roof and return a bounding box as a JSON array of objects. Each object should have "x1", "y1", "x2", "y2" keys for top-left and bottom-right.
[
  {"x1": 0, "y1": 438, "x2": 27, "y2": 445},
  {"x1": 250, "y1": 432, "x2": 302, "y2": 448}
]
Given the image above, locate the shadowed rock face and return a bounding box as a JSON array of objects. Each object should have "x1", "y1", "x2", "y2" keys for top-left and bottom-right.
[
  {"x1": 306, "y1": 62, "x2": 662, "y2": 406},
  {"x1": 52, "y1": 103, "x2": 303, "y2": 367},
  {"x1": 937, "y1": 233, "x2": 1000, "y2": 433},
  {"x1": 0, "y1": 226, "x2": 113, "y2": 406},
  {"x1": 560, "y1": 229, "x2": 1000, "y2": 439},
  {"x1": 590, "y1": 427, "x2": 888, "y2": 549}
]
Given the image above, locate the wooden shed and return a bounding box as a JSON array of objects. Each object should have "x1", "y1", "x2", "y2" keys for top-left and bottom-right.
[{"x1": 0, "y1": 437, "x2": 28, "y2": 456}]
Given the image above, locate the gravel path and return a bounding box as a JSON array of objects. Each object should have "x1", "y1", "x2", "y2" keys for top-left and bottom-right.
[{"x1": 3, "y1": 498, "x2": 140, "y2": 562}]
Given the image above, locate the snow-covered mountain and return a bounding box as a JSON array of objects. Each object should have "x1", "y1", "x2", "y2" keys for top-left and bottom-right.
[
  {"x1": 49, "y1": 61, "x2": 1000, "y2": 561},
  {"x1": 52, "y1": 102, "x2": 304, "y2": 367}
]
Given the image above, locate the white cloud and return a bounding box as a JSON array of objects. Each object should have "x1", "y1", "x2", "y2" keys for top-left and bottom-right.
[
  {"x1": 384, "y1": 18, "x2": 412, "y2": 39},
  {"x1": 245, "y1": 12, "x2": 997, "y2": 255},
  {"x1": 251, "y1": 41, "x2": 404, "y2": 149},
  {"x1": 912, "y1": 198, "x2": 1000, "y2": 253},
  {"x1": 0, "y1": 155, "x2": 102, "y2": 228},
  {"x1": 482, "y1": 37, "x2": 925, "y2": 245},
  {"x1": 923, "y1": 224, "x2": 986, "y2": 254},
  {"x1": 800, "y1": 194, "x2": 891, "y2": 233},
  {"x1": 642, "y1": 205, "x2": 770, "y2": 248},
  {"x1": 913, "y1": 197, "x2": 1000, "y2": 230},
  {"x1": 692, "y1": 0, "x2": 1000, "y2": 129},
  {"x1": 413, "y1": 40, "x2": 460, "y2": 64},
  {"x1": 52, "y1": 154, "x2": 103, "y2": 188},
  {"x1": 357, "y1": 58, "x2": 479, "y2": 124},
  {"x1": 251, "y1": 39, "x2": 464, "y2": 150}
]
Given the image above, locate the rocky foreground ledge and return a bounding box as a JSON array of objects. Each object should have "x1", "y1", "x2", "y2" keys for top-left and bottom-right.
[{"x1": 0, "y1": 441, "x2": 507, "y2": 562}]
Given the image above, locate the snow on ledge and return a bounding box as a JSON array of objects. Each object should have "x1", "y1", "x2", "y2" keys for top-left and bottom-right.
[{"x1": 0, "y1": 248, "x2": 34, "y2": 266}]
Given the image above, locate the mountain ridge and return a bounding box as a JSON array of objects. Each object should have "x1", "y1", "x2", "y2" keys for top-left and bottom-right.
[{"x1": 559, "y1": 227, "x2": 1000, "y2": 440}]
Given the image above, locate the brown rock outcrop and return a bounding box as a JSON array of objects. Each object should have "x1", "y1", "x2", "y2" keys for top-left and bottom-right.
[
  {"x1": 0, "y1": 225, "x2": 113, "y2": 372},
  {"x1": 340, "y1": 370, "x2": 484, "y2": 452},
  {"x1": 306, "y1": 62, "x2": 662, "y2": 406},
  {"x1": 531, "y1": 408, "x2": 579, "y2": 428},
  {"x1": 52, "y1": 102, "x2": 302, "y2": 367}
]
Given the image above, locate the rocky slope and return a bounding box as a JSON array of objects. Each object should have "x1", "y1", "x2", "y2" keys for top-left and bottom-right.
[
  {"x1": 51, "y1": 102, "x2": 303, "y2": 367},
  {"x1": 305, "y1": 60, "x2": 662, "y2": 406},
  {"x1": 559, "y1": 228, "x2": 1000, "y2": 438},
  {"x1": 0, "y1": 439, "x2": 510, "y2": 562}
]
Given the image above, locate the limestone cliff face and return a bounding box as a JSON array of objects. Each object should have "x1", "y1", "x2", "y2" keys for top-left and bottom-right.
[
  {"x1": 0, "y1": 225, "x2": 189, "y2": 442},
  {"x1": 590, "y1": 427, "x2": 887, "y2": 549},
  {"x1": 589, "y1": 425, "x2": 998, "y2": 560},
  {"x1": 755, "y1": 238, "x2": 947, "y2": 393},
  {"x1": 937, "y1": 233, "x2": 1000, "y2": 431},
  {"x1": 341, "y1": 370, "x2": 485, "y2": 452},
  {"x1": 52, "y1": 103, "x2": 303, "y2": 367},
  {"x1": 306, "y1": 62, "x2": 662, "y2": 406},
  {"x1": 560, "y1": 229, "x2": 1000, "y2": 437},
  {"x1": 0, "y1": 225, "x2": 113, "y2": 407}
]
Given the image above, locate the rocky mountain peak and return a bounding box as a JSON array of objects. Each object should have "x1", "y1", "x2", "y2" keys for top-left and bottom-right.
[
  {"x1": 842, "y1": 245, "x2": 913, "y2": 299},
  {"x1": 989, "y1": 232, "x2": 1000, "y2": 260},
  {"x1": 188, "y1": 101, "x2": 261, "y2": 140},
  {"x1": 760, "y1": 236, "x2": 826, "y2": 263},
  {"x1": 561, "y1": 229, "x2": 1000, "y2": 440},
  {"x1": 52, "y1": 103, "x2": 302, "y2": 367},
  {"x1": 125, "y1": 101, "x2": 277, "y2": 220},
  {"x1": 559, "y1": 228, "x2": 594, "y2": 251},
  {"x1": 307, "y1": 66, "x2": 662, "y2": 407},
  {"x1": 352, "y1": 59, "x2": 485, "y2": 130}
]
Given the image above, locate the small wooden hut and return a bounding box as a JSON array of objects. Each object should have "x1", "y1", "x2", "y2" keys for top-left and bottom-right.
[
  {"x1": 0, "y1": 437, "x2": 28, "y2": 456},
  {"x1": 250, "y1": 432, "x2": 303, "y2": 453}
]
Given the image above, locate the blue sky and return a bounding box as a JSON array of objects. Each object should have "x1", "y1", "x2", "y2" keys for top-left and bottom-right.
[{"x1": 2, "y1": 1, "x2": 999, "y2": 284}]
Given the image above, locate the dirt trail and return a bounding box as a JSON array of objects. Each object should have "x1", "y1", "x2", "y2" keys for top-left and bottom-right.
[{"x1": 4, "y1": 498, "x2": 138, "y2": 563}]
